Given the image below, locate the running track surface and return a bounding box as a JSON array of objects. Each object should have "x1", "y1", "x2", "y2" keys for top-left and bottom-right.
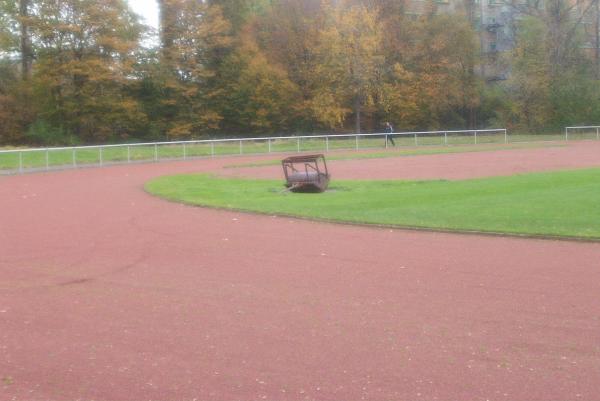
[{"x1": 1, "y1": 142, "x2": 600, "y2": 401}]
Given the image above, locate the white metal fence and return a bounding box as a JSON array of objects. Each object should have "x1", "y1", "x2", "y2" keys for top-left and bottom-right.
[{"x1": 0, "y1": 129, "x2": 507, "y2": 174}]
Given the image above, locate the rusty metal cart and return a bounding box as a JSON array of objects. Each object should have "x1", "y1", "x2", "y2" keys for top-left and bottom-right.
[{"x1": 281, "y1": 154, "x2": 330, "y2": 193}]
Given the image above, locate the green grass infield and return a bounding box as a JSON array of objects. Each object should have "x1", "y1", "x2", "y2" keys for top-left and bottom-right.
[{"x1": 145, "y1": 168, "x2": 600, "y2": 240}]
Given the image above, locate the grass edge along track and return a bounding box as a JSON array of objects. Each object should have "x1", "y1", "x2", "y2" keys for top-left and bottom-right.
[
  {"x1": 145, "y1": 168, "x2": 600, "y2": 241},
  {"x1": 223, "y1": 142, "x2": 564, "y2": 168}
]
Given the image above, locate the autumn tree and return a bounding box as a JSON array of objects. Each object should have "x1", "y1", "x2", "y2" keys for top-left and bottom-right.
[
  {"x1": 157, "y1": 0, "x2": 178, "y2": 67},
  {"x1": 0, "y1": 1, "x2": 16, "y2": 52},
  {"x1": 312, "y1": 2, "x2": 384, "y2": 132},
  {"x1": 410, "y1": 14, "x2": 480, "y2": 129},
  {"x1": 0, "y1": 0, "x2": 35, "y2": 143},
  {"x1": 153, "y1": 0, "x2": 232, "y2": 138},
  {"x1": 505, "y1": 17, "x2": 552, "y2": 130},
  {"x1": 504, "y1": 11, "x2": 600, "y2": 130},
  {"x1": 377, "y1": 12, "x2": 481, "y2": 130},
  {"x1": 4, "y1": 0, "x2": 600, "y2": 146},
  {"x1": 26, "y1": 0, "x2": 145, "y2": 142},
  {"x1": 19, "y1": 0, "x2": 32, "y2": 80},
  {"x1": 208, "y1": 0, "x2": 271, "y2": 33},
  {"x1": 256, "y1": 0, "x2": 323, "y2": 130},
  {"x1": 0, "y1": 61, "x2": 34, "y2": 144},
  {"x1": 212, "y1": 23, "x2": 302, "y2": 134}
]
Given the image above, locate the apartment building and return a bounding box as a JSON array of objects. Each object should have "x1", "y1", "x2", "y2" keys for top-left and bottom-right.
[{"x1": 404, "y1": 0, "x2": 600, "y2": 80}]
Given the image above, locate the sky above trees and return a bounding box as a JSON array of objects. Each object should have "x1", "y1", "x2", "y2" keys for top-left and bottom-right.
[{"x1": 128, "y1": 0, "x2": 158, "y2": 29}]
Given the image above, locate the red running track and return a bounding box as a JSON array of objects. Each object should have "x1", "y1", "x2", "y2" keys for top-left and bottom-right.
[{"x1": 1, "y1": 142, "x2": 600, "y2": 401}]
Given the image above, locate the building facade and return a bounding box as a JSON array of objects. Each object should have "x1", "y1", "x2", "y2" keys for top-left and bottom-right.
[{"x1": 404, "y1": 0, "x2": 600, "y2": 80}]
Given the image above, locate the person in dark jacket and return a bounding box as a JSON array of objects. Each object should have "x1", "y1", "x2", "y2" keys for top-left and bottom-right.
[{"x1": 385, "y1": 122, "x2": 395, "y2": 146}]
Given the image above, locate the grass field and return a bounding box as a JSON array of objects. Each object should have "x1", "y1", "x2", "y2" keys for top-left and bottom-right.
[{"x1": 146, "y1": 168, "x2": 600, "y2": 240}]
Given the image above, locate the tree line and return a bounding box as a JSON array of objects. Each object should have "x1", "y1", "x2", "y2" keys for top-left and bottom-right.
[{"x1": 1, "y1": 0, "x2": 599, "y2": 146}]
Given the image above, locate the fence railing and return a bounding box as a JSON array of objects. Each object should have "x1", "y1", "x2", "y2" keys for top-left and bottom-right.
[
  {"x1": 0, "y1": 129, "x2": 507, "y2": 174},
  {"x1": 565, "y1": 126, "x2": 600, "y2": 141}
]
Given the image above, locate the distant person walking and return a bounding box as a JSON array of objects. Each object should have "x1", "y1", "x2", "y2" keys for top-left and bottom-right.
[{"x1": 385, "y1": 122, "x2": 395, "y2": 146}]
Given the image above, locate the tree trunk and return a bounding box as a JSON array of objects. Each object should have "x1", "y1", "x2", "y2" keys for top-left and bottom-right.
[
  {"x1": 354, "y1": 96, "x2": 361, "y2": 134},
  {"x1": 19, "y1": 0, "x2": 32, "y2": 80},
  {"x1": 158, "y1": 0, "x2": 176, "y2": 66},
  {"x1": 594, "y1": 0, "x2": 600, "y2": 79}
]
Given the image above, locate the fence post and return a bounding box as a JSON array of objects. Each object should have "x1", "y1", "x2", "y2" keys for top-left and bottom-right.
[
  {"x1": 72, "y1": 149, "x2": 76, "y2": 168},
  {"x1": 19, "y1": 152, "x2": 23, "y2": 173},
  {"x1": 504, "y1": 129, "x2": 508, "y2": 144},
  {"x1": 183, "y1": 143, "x2": 187, "y2": 160},
  {"x1": 268, "y1": 139, "x2": 272, "y2": 153},
  {"x1": 414, "y1": 133, "x2": 418, "y2": 146},
  {"x1": 211, "y1": 142, "x2": 215, "y2": 157},
  {"x1": 385, "y1": 134, "x2": 388, "y2": 149},
  {"x1": 100, "y1": 147, "x2": 103, "y2": 166},
  {"x1": 297, "y1": 137, "x2": 300, "y2": 152},
  {"x1": 326, "y1": 136, "x2": 329, "y2": 152},
  {"x1": 444, "y1": 132, "x2": 447, "y2": 145},
  {"x1": 240, "y1": 140, "x2": 243, "y2": 155},
  {"x1": 46, "y1": 149, "x2": 49, "y2": 170},
  {"x1": 474, "y1": 130, "x2": 477, "y2": 144},
  {"x1": 153, "y1": 144, "x2": 157, "y2": 161},
  {"x1": 127, "y1": 146, "x2": 131, "y2": 163},
  {"x1": 565, "y1": 128, "x2": 568, "y2": 141},
  {"x1": 596, "y1": 127, "x2": 599, "y2": 140},
  {"x1": 355, "y1": 135, "x2": 359, "y2": 150}
]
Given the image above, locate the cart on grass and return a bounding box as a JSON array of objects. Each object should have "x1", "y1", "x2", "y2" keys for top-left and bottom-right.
[{"x1": 281, "y1": 154, "x2": 330, "y2": 193}]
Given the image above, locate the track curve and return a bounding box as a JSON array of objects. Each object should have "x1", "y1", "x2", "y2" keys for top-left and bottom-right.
[{"x1": 1, "y1": 143, "x2": 600, "y2": 401}]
